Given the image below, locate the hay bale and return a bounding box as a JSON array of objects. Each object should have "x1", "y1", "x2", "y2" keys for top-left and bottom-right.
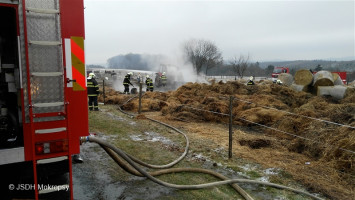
[
  {"x1": 313, "y1": 71, "x2": 334, "y2": 89},
  {"x1": 290, "y1": 84, "x2": 309, "y2": 92},
  {"x1": 332, "y1": 73, "x2": 344, "y2": 86},
  {"x1": 317, "y1": 85, "x2": 348, "y2": 100},
  {"x1": 278, "y1": 73, "x2": 293, "y2": 86},
  {"x1": 294, "y1": 69, "x2": 313, "y2": 86}
]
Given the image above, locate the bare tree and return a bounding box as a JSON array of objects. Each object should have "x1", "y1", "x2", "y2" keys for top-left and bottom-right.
[
  {"x1": 183, "y1": 39, "x2": 223, "y2": 75},
  {"x1": 230, "y1": 54, "x2": 249, "y2": 79}
]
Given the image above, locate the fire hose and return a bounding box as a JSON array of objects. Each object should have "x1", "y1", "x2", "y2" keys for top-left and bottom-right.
[
  {"x1": 86, "y1": 94, "x2": 324, "y2": 200},
  {"x1": 80, "y1": 136, "x2": 323, "y2": 200}
]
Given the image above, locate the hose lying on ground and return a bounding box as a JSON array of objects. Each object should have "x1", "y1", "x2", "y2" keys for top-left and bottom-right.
[
  {"x1": 105, "y1": 96, "x2": 324, "y2": 199},
  {"x1": 118, "y1": 101, "x2": 190, "y2": 169},
  {"x1": 115, "y1": 104, "x2": 253, "y2": 200},
  {"x1": 81, "y1": 136, "x2": 324, "y2": 200},
  {"x1": 101, "y1": 145, "x2": 254, "y2": 200}
]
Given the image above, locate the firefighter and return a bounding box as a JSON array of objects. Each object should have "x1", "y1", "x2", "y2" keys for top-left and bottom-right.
[
  {"x1": 145, "y1": 75, "x2": 154, "y2": 92},
  {"x1": 123, "y1": 72, "x2": 134, "y2": 94},
  {"x1": 87, "y1": 72, "x2": 99, "y2": 111},
  {"x1": 247, "y1": 76, "x2": 255, "y2": 85},
  {"x1": 160, "y1": 72, "x2": 167, "y2": 87}
]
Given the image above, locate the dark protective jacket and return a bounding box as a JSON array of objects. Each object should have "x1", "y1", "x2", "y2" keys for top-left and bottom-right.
[
  {"x1": 146, "y1": 78, "x2": 154, "y2": 89},
  {"x1": 160, "y1": 75, "x2": 167, "y2": 83},
  {"x1": 87, "y1": 77, "x2": 99, "y2": 96},
  {"x1": 247, "y1": 80, "x2": 255, "y2": 85},
  {"x1": 123, "y1": 74, "x2": 133, "y2": 86}
]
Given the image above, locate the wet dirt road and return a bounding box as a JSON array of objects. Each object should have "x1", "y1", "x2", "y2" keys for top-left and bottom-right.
[{"x1": 72, "y1": 139, "x2": 176, "y2": 200}]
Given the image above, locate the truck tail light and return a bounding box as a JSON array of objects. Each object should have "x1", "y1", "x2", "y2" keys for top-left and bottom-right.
[
  {"x1": 35, "y1": 140, "x2": 68, "y2": 155},
  {"x1": 35, "y1": 144, "x2": 44, "y2": 155}
]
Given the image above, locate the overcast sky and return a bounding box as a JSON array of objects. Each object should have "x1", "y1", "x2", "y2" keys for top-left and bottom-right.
[{"x1": 84, "y1": 0, "x2": 355, "y2": 65}]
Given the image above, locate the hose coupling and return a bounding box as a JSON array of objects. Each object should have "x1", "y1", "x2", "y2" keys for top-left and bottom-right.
[{"x1": 80, "y1": 136, "x2": 90, "y2": 144}]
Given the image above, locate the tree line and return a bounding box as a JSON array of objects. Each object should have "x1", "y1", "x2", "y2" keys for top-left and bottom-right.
[{"x1": 92, "y1": 38, "x2": 355, "y2": 81}]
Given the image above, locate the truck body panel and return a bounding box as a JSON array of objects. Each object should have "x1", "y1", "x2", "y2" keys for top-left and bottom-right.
[{"x1": 0, "y1": 0, "x2": 87, "y2": 198}]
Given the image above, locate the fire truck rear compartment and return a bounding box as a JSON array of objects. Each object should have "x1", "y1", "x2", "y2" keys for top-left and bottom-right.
[{"x1": 0, "y1": 6, "x2": 23, "y2": 149}]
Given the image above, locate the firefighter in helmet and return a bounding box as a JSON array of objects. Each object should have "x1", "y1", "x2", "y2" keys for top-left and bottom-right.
[
  {"x1": 160, "y1": 72, "x2": 167, "y2": 87},
  {"x1": 247, "y1": 76, "x2": 255, "y2": 85},
  {"x1": 123, "y1": 72, "x2": 134, "y2": 94},
  {"x1": 145, "y1": 75, "x2": 154, "y2": 92},
  {"x1": 87, "y1": 72, "x2": 99, "y2": 111}
]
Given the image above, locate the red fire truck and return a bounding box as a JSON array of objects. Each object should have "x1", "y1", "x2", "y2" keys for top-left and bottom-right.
[
  {"x1": 311, "y1": 71, "x2": 347, "y2": 85},
  {"x1": 271, "y1": 67, "x2": 289, "y2": 82},
  {"x1": 332, "y1": 72, "x2": 347, "y2": 84},
  {"x1": 0, "y1": 0, "x2": 88, "y2": 199}
]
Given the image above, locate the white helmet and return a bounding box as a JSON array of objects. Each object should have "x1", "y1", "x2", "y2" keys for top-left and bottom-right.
[
  {"x1": 89, "y1": 73, "x2": 95, "y2": 78},
  {"x1": 146, "y1": 75, "x2": 150, "y2": 78},
  {"x1": 163, "y1": 72, "x2": 166, "y2": 75},
  {"x1": 249, "y1": 76, "x2": 253, "y2": 81}
]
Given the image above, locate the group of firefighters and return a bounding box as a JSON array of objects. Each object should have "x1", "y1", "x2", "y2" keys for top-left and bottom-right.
[
  {"x1": 123, "y1": 72, "x2": 167, "y2": 94},
  {"x1": 247, "y1": 76, "x2": 283, "y2": 85},
  {"x1": 87, "y1": 72, "x2": 168, "y2": 110}
]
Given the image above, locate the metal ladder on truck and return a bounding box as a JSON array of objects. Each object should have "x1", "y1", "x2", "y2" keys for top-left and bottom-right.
[{"x1": 22, "y1": 0, "x2": 73, "y2": 199}]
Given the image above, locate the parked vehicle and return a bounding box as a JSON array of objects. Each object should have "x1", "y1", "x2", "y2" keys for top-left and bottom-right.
[
  {"x1": 0, "y1": 0, "x2": 88, "y2": 199},
  {"x1": 271, "y1": 67, "x2": 289, "y2": 82}
]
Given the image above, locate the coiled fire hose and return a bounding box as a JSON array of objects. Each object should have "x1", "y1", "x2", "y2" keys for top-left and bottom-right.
[{"x1": 80, "y1": 135, "x2": 323, "y2": 200}]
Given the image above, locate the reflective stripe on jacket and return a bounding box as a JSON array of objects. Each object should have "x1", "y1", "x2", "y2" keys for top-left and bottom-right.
[
  {"x1": 87, "y1": 78, "x2": 99, "y2": 96},
  {"x1": 146, "y1": 78, "x2": 154, "y2": 88},
  {"x1": 160, "y1": 75, "x2": 167, "y2": 83}
]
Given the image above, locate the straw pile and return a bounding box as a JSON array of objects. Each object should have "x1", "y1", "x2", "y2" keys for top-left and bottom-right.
[
  {"x1": 294, "y1": 69, "x2": 313, "y2": 85},
  {"x1": 101, "y1": 80, "x2": 355, "y2": 196}
]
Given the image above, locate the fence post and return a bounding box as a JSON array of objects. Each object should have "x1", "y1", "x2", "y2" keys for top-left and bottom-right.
[
  {"x1": 103, "y1": 79, "x2": 105, "y2": 105},
  {"x1": 229, "y1": 96, "x2": 234, "y2": 159},
  {"x1": 138, "y1": 82, "x2": 142, "y2": 114}
]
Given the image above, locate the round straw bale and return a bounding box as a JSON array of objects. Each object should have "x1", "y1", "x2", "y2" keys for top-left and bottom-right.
[
  {"x1": 317, "y1": 86, "x2": 348, "y2": 100},
  {"x1": 294, "y1": 69, "x2": 313, "y2": 86},
  {"x1": 332, "y1": 73, "x2": 344, "y2": 85},
  {"x1": 278, "y1": 73, "x2": 293, "y2": 86},
  {"x1": 313, "y1": 71, "x2": 334, "y2": 89}
]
